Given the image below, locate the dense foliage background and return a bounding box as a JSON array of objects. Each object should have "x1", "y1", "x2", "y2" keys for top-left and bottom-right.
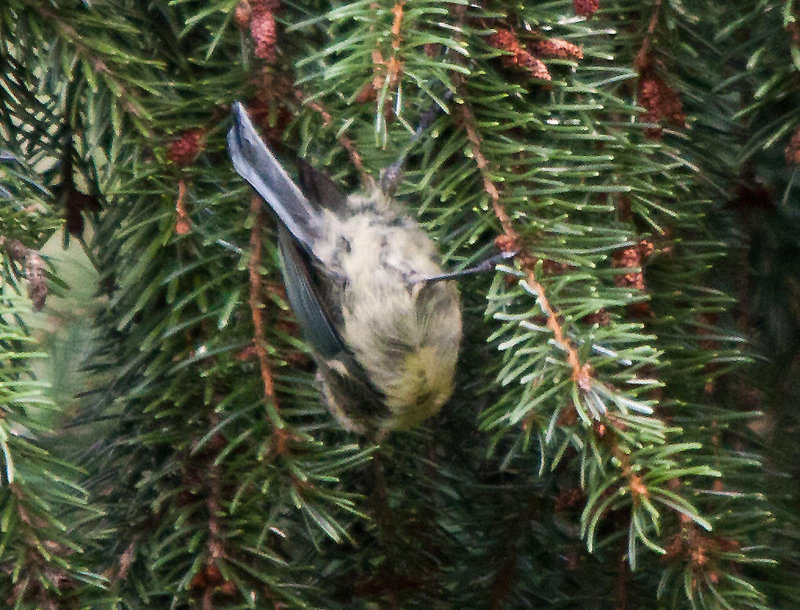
[{"x1": 1, "y1": 0, "x2": 799, "y2": 607}]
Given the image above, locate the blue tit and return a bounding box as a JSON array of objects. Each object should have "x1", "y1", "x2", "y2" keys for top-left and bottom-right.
[{"x1": 228, "y1": 102, "x2": 462, "y2": 438}]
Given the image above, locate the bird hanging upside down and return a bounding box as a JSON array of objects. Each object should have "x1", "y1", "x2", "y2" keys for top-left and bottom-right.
[{"x1": 228, "y1": 102, "x2": 462, "y2": 438}]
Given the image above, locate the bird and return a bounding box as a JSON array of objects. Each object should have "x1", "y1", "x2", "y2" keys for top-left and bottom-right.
[{"x1": 228, "y1": 102, "x2": 462, "y2": 439}]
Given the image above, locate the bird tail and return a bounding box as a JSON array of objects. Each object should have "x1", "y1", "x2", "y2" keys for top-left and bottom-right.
[{"x1": 227, "y1": 102, "x2": 320, "y2": 251}]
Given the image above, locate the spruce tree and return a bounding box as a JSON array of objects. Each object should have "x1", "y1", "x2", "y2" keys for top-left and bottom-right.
[{"x1": 0, "y1": 0, "x2": 798, "y2": 608}]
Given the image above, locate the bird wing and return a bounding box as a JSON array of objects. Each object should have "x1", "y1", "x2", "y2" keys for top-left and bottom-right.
[
  {"x1": 276, "y1": 225, "x2": 344, "y2": 360},
  {"x1": 295, "y1": 157, "x2": 348, "y2": 213},
  {"x1": 277, "y1": 226, "x2": 388, "y2": 429},
  {"x1": 228, "y1": 102, "x2": 320, "y2": 253}
]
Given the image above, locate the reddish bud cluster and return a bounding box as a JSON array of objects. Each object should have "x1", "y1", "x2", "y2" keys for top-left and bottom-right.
[
  {"x1": 786, "y1": 128, "x2": 800, "y2": 165},
  {"x1": 638, "y1": 74, "x2": 686, "y2": 139},
  {"x1": 637, "y1": 239, "x2": 655, "y2": 259},
  {"x1": 247, "y1": 70, "x2": 295, "y2": 141},
  {"x1": 530, "y1": 38, "x2": 583, "y2": 61},
  {"x1": 235, "y1": 0, "x2": 280, "y2": 62},
  {"x1": 251, "y1": 10, "x2": 278, "y2": 61},
  {"x1": 189, "y1": 563, "x2": 237, "y2": 596},
  {"x1": 248, "y1": 101, "x2": 293, "y2": 142},
  {"x1": 487, "y1": 28, "x2": 551, "y2": 81},
  {"x1": 234, "y1": 1, "x2": 251, "y2": 27},
  {"x1": 664, "y1": 523, "x2": 740, "y2": 589},
  {"x1": 167, "y1": 129, "x2": 205, "y2": 167},
  {"x1": 573, "y1": 0, "x2": 599, "y2": 18},
  {"x1": 612, "y1": 240, "x2": 654, "y2": 290},
  {"x1": 582, "y1": 309, "x2": 611, "y2": 326},
  {"x1": 554, "y1": 488, "x2": 585, "y2": 511},
  {"x1": 613, "y1": 240, "x2": 655, "y2": 318},
  {"x1": 494, "y1": 233, "x2": 517, "y2": 253}
]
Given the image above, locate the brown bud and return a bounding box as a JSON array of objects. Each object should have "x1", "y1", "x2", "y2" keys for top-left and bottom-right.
[
  {"x1": 554, "y1": 488, "x2": 585, "y2": 511},
  {"x1": 785, "y1": 128, "x2": 800, "y2": 165},
  {"x1": 638, "y1": 73, "x2": 686, "y2": 139},
  {"x1": 573, "y1": 0, "x2": 599, "y2": 17},
  {"x1": 25, "y1": 252, "x2": 47, "y2": 310},
  {"x1": 205, "y1": 563, "x2": 223, "y2": 586},
  {"x1": 234, "y1": 0, "x2": 251, "y2": 28},
  {"x1": 251, "y1": 10, "x2": 278, "y2": 62},
  {"x1": 530, "y1": 38, "x2": 583, "y2": 61},
  {"x1": 612, "y1": 246, "x2": 645, "y2": 290},
  {"x1": 167, "y1": 130, "x2": 205, "y2": 167},
  {"x1": 487, "y1": 28, "x2": 551, "y2": 81},
  {"x1": 494, "y1": 234, "x2": 517, "y2": 253},
  {"x1": 582, "y1": 309, "x2": 611, "y2": 326}
]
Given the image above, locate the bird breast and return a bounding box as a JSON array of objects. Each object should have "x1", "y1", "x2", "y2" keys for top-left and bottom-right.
[{"x1": 315, "y1": 194, "x2": 462, "y2": 428}]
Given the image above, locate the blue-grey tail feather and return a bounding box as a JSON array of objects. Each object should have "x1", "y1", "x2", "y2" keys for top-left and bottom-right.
[
  {"x1": 276, "y1": 226, "x2": 344, "y2": 359},
  {"x1": 227, "y1": 102, "x2": 320, "y2": 252}
]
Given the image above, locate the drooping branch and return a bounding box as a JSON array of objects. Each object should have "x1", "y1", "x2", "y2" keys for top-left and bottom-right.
[{"x1": 458, "y1": 102, "x2": 587, "y2": 389}]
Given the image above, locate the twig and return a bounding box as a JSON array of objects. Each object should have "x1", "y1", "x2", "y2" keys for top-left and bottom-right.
[
  {"x1": 370, "y1": 450, "x2": 397, "y2": 536},
  {"x1": 246, "y1": 194, "x2": 295, "y2": 455},
  {"x1": 615, "y1": 545, "x2": 631, "y2": 610},
  {"x1": 204, "y1": 432, "x2": 223, "y2": 610},
  {"x1": 635, "y1": 0, "x2": 662, "y2": 70},
  {"x1": 116, "y1": 539, "x2": 138, "y2": 582},
  {"x1": 305, "y1": 99, "x2": 367, "y2": 179},
  {"x1": 37, "y1": 6, "x2": 146, "y2": 121},
  {"x1": 460, "y1": 95, "x2": 655, "y2": 541},
  {"x1": 247, "y1": 194, "x2": 278, "y2": 405},
  {"x1": 175, "y1": 179, "x2": 191, "y2": 235},
  {"x1": 390, "y1": 2, "x2": 406, "y2": 50}
]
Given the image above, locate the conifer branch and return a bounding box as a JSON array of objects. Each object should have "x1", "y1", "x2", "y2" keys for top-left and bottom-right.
[
  {"x1": 35, "y1": 6, "x2": 147, "y2": 118},
  {"x1": 458, "y1": 101, "x2": 589, "y2": 398},
  {"x1": 458, "y1": 70, "x2": 690, "y2": 569},
  {"x1": 0, "y1": 0, "x2": 788, "y2": 606}
]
